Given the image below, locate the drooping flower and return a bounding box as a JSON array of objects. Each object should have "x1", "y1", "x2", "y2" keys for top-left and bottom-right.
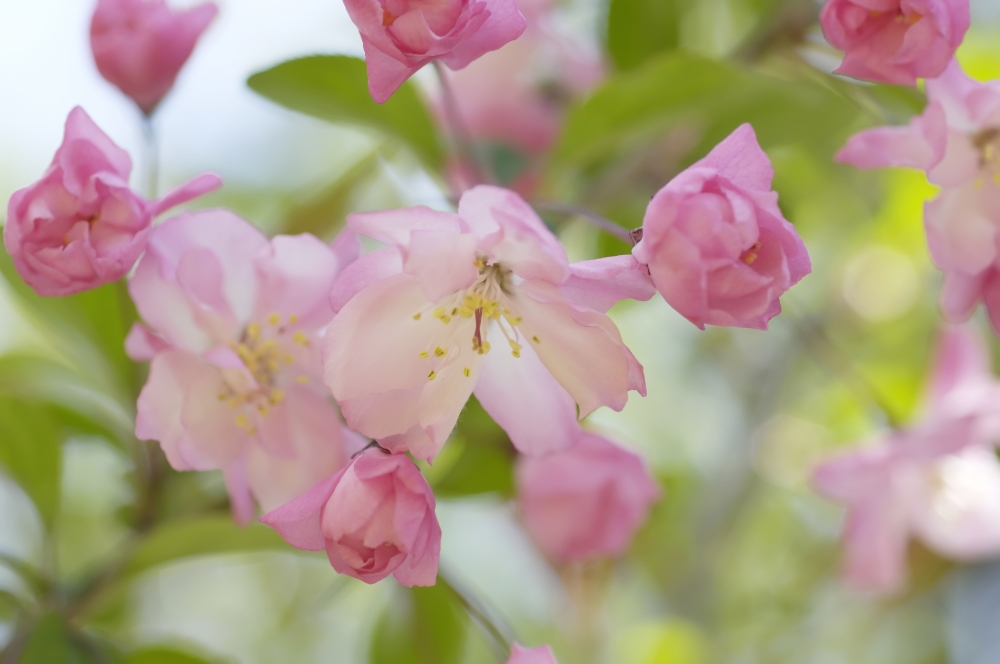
[
  {"x1": 90, "y1": 0, "x2": 218, "y2": 114},
  {"x1": 344, "y1": 0, "x2": 528, "y2": 104},
  {"x1": 130, "y1": 209, "x2": 361, "y2": 522},
  {"x1": 324, "y1": 185, "x2": 653, "y2": 461},
  {"x1": 507, "y1": 644, "x2": 559, "y2": 664},
  {"x1": 837, "y1": 60, "x2": 1000, "y2": 332},
  {"x1": 819, "y1": 0, "x2": 969, "y2": 86},
  {"x1": 632, "y1": 124, "x2": 811, "y2": 330},
  {"x1": 261, "y1": 447, "x2": 441, "y2": 587},
  {"x1": 518, "y1": 430, "x2": 659, "y2": 562},
  {"x1": 811, "y1": 325, "x2": 1000, "y2": 594},
  {"x1": 3, "y1": 107, "x2": 220, "y2": 297}
]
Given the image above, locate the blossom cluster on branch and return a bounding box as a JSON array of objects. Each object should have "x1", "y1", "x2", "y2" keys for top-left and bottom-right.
[{"x1": 5, "y1": 0, "x2": 1000, "y2": 659}]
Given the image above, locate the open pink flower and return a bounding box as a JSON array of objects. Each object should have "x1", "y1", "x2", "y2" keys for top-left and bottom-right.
[
  {"x1": 518, "y1": 430, "x2": 659, "y2": 561},
  {"x1": 812, "y1": 325, "x2": 1000, "y2": 594},
  {"x1": 3, "y1": 107, "x2": 220, "y2": 297},
  {"x1": 820, "y1": 0, "x2": 969, "y2": 86},
  {"x1": 838, "y1": 61, "x2": 1000, "y2": 332},
  {"x1": 324, "y1": 185, "x2": 653, "y2": 461},
  {"x1": 345, "y1": 0, "x2": 527, "y2": 103},
  {"x1": 131, "y1": 210, "x2": 362, "y2": 522},
  {"x1": 632, "y1": 124, "x2": 811, "y2": 330},
  {"x1": 91, "y1": 0, "x2": 218, "y2": 114},
  {"x1": 508, "y1": 644, "x2": 559, "y2": 664},
  {"x1": 261, "y1": 447, "x2": 441, "y2": 587}
]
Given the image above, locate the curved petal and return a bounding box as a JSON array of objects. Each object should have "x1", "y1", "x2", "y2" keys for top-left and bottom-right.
[
  {"x1": 148, "y1": 173, "x2": 222, "y2": 218},
  {"x1": 348, "y1": 206, "x2": 463, "y2": 246},
  {"x1": 330, "y1": 246, "x2": 404, "y2": 314},
  {"x1": 559, "y1": 255, "x2": 656, "y2": 313},
  {"x1": 252, "y1": 233, "x2": 341, "y2": 330},
  {"x1": 694, "y1": 123, "x2": 774, "y2": 192},
  {"x1": 836, "y1": 102, "x2": 947, "y2": 173},
  {"x1": 260, "y1": 469, "x2": 345, "y2": 551},
  {"x1": 439, "y1": 0, "x2": 527, "y2": 70},
  {"x1": 403, "y1": 229, "x2": 479, "y2": 302},
  {"x1": 474, "y1": 341, "x2": 578, "y2": 455},
  {"x1": 124, "y1": 322, "x2": 170, "y2": 361}
]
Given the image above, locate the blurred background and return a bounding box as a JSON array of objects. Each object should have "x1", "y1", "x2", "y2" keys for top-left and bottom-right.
[{"x1": 4, "y1": 0, "x2": 1000, "y2": 662}]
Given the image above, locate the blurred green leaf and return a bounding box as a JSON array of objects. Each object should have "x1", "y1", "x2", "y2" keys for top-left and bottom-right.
[
  {"x1": 248, "y1": 55, "x2": 444, "y2": 169},
  {"x1": 431, "y1": 440, "x2": 514, "y2": 499},
  {"x1": 18, "y1": 613, "x2": 94, "y2": 664},
  {"x1": 606, "y1": 0, "x2": 683, "y2": 71},
  {"x1": 370, "y1": 582, "x2": 467, "y2": 664},
  {"x1": 279, "y1": 150, "x2": 383, "y2": 239},
  {"x1": 553, "y1": 52, "x2": 863, "y2": 173},
  {"x1": 123, "y1": 515, "x2": 288, "y2": 578},
  {"x1": 0, "y1": 589, "x2": 24, "y2": 623},
  {"x1": 0, "y1": 397, "x2": 63, "y2": 527},
  {"x1": 0, "y1": 248, "x2": 137, "y2": 402},
  {"x1": 124, "y1": 646, "x2": 216, "y2": 664}
]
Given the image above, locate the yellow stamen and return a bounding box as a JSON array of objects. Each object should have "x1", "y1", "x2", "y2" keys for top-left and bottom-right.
[
  {"x1": 288, "y1": 314, "x2": 299, "y2": 324},
  {"x1": 247, "y1": 323, "x2": 261, "y2": 340},
  {"x1": 296, "y1": 375, "x2": 310, "y2": 383},
  {"x1": 532, "y1": 335, "x2": 540, "y2": 344},
  {"x1": 258, "y1": 405, "x2": 269, "y2": 416},
  {"x1": 434, "y1": 346, "x2": 446, "y2": 358},
  {"x1": 428, "y1": 371, "x2": 437, "y2": 381},
  {"x1": 269, "y1": 389, "x2": 285, "y2": 405},
  {"x1": 293, "y1": 331, "x2": 309, "y2": 346},
  {"x1": 413, "y1": 313, "x2": 422, "y2": 321},
  {"x1": 463, "y1": 368, "x2": 471, "y2": 377},
  {"x1": 268, "y1": 313, "x2": 281, "y2": 325},
  {"x1": 419, "y1": 351, "x2": 429, "y2": 359}
]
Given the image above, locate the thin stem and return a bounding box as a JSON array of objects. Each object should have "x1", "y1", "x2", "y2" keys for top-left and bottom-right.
[
  {"x1": 534, "y1": 200, "x2": 635, "y2": 244},
  {"x1": 441, "y1": 572, "x2": 512, "y2": 662},
  {"x1": 432, "y1": 61, "x2": 496, "y2": 186},
  {"x1": 141, "y1": 115, "x2": 159, "y2": 200}
]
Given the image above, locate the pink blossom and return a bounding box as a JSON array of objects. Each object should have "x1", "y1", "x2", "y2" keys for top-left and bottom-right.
[
  {"x1": 508, "y1": 644, "x2": 559, "y2": 664},
  {"x1": 439, "y1": 0, "x2": 603, "y2": 155},
  {"x1": 324, "y1": 185, "x2": 653, "y2": 461},
  {"x1": 261, "y1": 448, "x2": 441, "y2": 587},
  {"x1": 837, "y1": 61, "x2": 1000, "y2": 331},
  {"x1": 518, "y1": 430, "x2": 659, "y2": 561},
  {"x1": 91, "y1": 0, "x2": 218, "y2": 114},
  {"x1": 820, "y1": 0, "x2": 969, "y2": 86},
  {"x1": 632, "y1": 124, "x2": 811, "y2": 330},
  {"x1": 811, "y1": 325, "x2": 1000, "y2": 594},
  {"x1": 344, "y1": 0, "x2": 528, "y2": 103},
  {"x1": 131, "y1": 210, "x2": 361, "y2": 522},
  {"x1": 3, "y1": 107, "x2": 220, "y2": 297}
]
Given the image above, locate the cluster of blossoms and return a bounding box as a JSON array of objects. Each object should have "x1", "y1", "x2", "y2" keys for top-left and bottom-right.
[
  {"x1": 19, "y1": 0, "x2": 1000, "y2": 655},
  {"x1": 812, "y1": 0, "x2": 1000, "y2": 595}
]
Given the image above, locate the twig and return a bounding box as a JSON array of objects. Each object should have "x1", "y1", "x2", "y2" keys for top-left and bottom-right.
[
  {"x1": 432, "y1": 61, "x2": 496, "y2": 186},
  {"x1": 440, "y1": 571, "x2": 513, "y2": 662},
  {"x1": 534, "y1": 201, "x2": 636, "y2": 244}
]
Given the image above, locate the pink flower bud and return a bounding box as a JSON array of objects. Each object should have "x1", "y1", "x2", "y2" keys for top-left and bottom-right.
[
  {"x1": 517, "y1": 432, "x2": 659, "y2": 562},
  {"x1": 508, "y1": 644, "x2": 559, "y2": 664},
  {"x1": 820, "y1": 0, "x2": 969, "y2": 86},
  {"x1": 90, "y1": 0, "x2": 218, "y2": 114},
  {"x1": 262, "y1": 448, "x2": 441, "y2": 587},
  {"x1": 632, "y1": 124, "x2": 811, "y2": 330},
  {"x1": 3, "y1": 107, "x2": 220, "y2": 297},
  {"x1": 344, "y1": 0, "x2": 528, "y2": 103}
]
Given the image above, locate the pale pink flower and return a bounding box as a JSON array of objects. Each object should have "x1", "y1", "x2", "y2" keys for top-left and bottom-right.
[
  {"x1": 3, "y1": 107, "x2": 220, "y2": 297},
  {"x1": 820, "y1": 0, "x2": 969, "y2": 86},
  {"x1": 518, "y1": 430, "x2": 659, "y2": 561},
  {"x1": 344, "y1": 0, "x2": 528, "y2": 103},
  {"x1": 632, "y1": 124, "x2": 811, "y2": 330},
  {"x1": 91, "y1": 0, "x2": 218, "y2": 114},
  {"x1": 837, "y1": 61, "x2": 1000, "y2": 331},
  {"x1": 508, "y1": 644, "x2": 559, "y2": 664},
  {"x1": 131, "y1": 210, "x2": 362, "y2": 522},
  {"x1": 324, "y1": 185, "x2": 653, "y2": 461},
  {"x1": 261, "y1": 447, "x2": 441, "y2": 587},
  {"x1": 812, "y1": 325, "x2": 1000, "y2": 594}
]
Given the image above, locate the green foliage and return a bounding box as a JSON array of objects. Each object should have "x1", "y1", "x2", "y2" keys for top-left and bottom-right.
[
  {"x1": 0, "y1": 397, "x2": 63, "y2": 527},
  {"x1": 247, "y1": 55, "x2": 445, "y2": 169},
  {"x1": 429, "y1": 396, "x2": 516, "y2": 498},
  {"x1": 18, "y1": 613, "x2": 95, "y2": 664},
  {"x1": 606, "y1": 0, "x2": 683, "y2": 71},
  {"x1": 553, "y1": 51, "x2": 864, "y2": 174},
  {"x1": 123, "y1": 516, "x2": 288, "y2": 578},
  {"x1": 124, "y1": 646, "x2": 217, "y2": 664},
  {"x1": 369, "y1": 582, "x2": 467, "y2": 664}
]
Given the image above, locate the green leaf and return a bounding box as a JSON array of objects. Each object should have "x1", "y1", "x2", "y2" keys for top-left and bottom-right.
[
  {"x1": 0, "y1": 589, "x2": 24, "y2": 623},
  {"x1": 553, "y1": 52, "x2": 863, "y2": 173},
  {"x1": 428, "y1": 396, "x2": 515, "y2": 498},
  {"x1": 0, "y1": 397, "x2": 63, "y2": 527},
  {"x1": 0, "y1": 248, "x2": 138, "y2": 403},
  {"x1": 123, "y1": 515, "x2": 288, "y2": 578},
  {"x1": 248, "y1": 55, "x2": 444, "y2": 169},
  {"x1": 606, "y1": 0, "x2": 683, "y2": 71},
  {"x1": 18, "y1": 613, "x2": 94, "y2": 664},
  {"x1": 124, "y1": 646, "x2": 217, "y2": 664},
  {"x1": 370, "y1": 582, "x2": 467, "y2": 664}
]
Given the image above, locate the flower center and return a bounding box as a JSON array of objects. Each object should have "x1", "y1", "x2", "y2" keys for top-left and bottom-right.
[
  {"x1": 973, "y1": 128, "x2": 1000, "y2": 188},
  {"x1": 413, "y1": 257, "x2": 529, "y2": 381},
  {"x1": 217, "y1": 313, "x2": 312, "y2": 434},
  {"x1": 741, "y1": 241, "x2": 762, "y2": 266}
]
